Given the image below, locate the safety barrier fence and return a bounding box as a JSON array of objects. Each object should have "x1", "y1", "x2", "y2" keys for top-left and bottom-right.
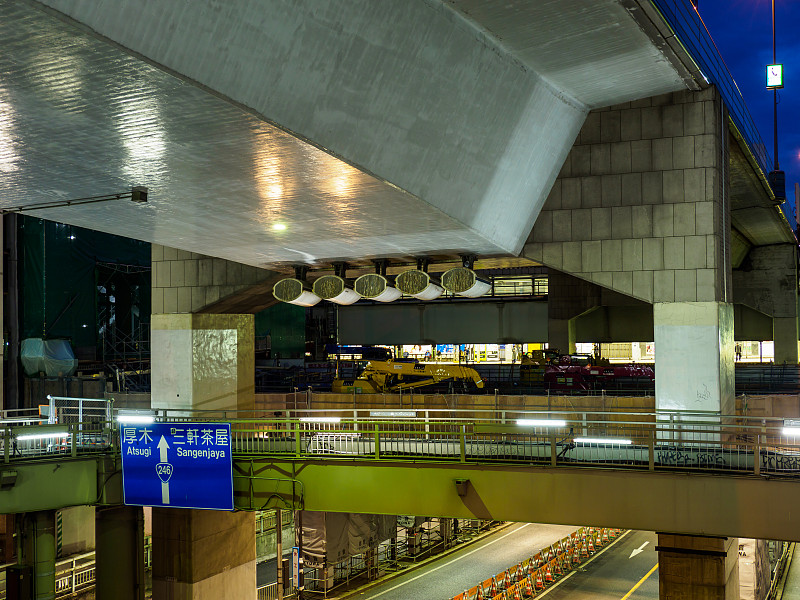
[
  {"x1": 451, "y1": 527, "x2": 623, "y2": 600},
  {"x1": 9, "y1": 406, "x2": 800, "y2": 478},
  {"x1": 54, "y1": 552, "x2": 96, "y2": 598}
]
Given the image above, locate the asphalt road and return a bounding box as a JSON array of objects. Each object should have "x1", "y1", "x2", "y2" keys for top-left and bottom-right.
[
  {"x1": 344, "y1": 523, "x2": 576, "y2": 600},
  {"x1": 539, "y1": 530, "x2": 658, "y2": 600}
]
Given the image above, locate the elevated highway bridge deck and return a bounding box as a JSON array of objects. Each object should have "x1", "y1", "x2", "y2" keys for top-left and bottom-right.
[{"x1": 3, "y1": 408, "x2": 800, "y2": 541}]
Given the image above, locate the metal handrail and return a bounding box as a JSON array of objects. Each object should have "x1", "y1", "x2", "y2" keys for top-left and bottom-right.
[
  {"x1": 651, "y1": 0, "x2": 772, "y2": 176},
  {"x1": 6, "y1": 407, "x2": 800, "y2": 479}
]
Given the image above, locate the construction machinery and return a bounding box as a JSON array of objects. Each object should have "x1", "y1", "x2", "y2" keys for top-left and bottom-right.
[{"x1": 332, "y1": 360, "x2": 484, "y2": 393}]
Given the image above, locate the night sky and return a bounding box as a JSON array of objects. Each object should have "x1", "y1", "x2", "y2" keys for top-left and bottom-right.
[{"x1": 698, "y1": 0, "x2": 799, "y2": 223}]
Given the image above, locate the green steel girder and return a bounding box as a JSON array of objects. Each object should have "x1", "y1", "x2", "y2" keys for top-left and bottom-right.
[
  {"x1": 233, "y1": 458, "x2": 800, "y2": 542},
  {"x1": 5, "y1": 454, "x2": 800, "y2": 544}
]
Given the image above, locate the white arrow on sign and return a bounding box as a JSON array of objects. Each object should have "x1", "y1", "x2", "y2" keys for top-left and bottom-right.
[
  {"x1": 157, "y1": 436, "x2": 171, "y2": 505},
  {"x1": 629, "y1": 541, "x2": 650, "y2": 559}
]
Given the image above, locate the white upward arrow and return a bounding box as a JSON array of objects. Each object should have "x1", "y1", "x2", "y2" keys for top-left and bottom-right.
[
  {"x1": 157, "y1": 436, "x2": 170, "y2": 505},
  {"x1": 157, "y1": 435, "x2": 169, "y2": 463},
  {"x1": 629, "y1": 541, "x2": 650, "y2": 559}
]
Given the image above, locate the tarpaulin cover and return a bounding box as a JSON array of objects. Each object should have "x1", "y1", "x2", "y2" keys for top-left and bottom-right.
[
  {"x1": 20, "y1": 338, "x2": 78, "y2": 377},
  {"x1": 297, "y1": 512, "x2": 397, "y2": 565}
]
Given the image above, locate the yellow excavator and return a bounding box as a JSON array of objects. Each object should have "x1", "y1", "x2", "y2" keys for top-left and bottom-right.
[{"x1": 332, "y1": 360, "x2": 484, "y2": 393}]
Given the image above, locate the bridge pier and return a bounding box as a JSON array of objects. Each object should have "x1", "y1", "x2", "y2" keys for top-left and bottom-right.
[
  {"x1": 150, "y1": 281, "x2": 257, "y2": 599},
  {"x1": 17, "y1": 511, "x2": 56, "y2": 600},
  {"x1": 654, "y1": 301, "x2": 734, "y2": 416},
  {"x1": 733, "y1": 243, "x2": 799, "y2": 365},
  {"x1": 657, "y1": 533, "x2": 739, "y2": 600},
  {"x1": 95, "y1": 506, "x2": 145, "y2": 600}
]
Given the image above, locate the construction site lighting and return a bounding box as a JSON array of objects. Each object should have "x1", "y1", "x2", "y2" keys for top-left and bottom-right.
[
  {"x1": 395, "y1": 269, "x2": 443, "y2": 300},
  {"x1": 354, "y1": 273, "x2": 402, "y2": 302},
  {"x1": 516, "y1": 419, "x2": 567, "y2": 427},
  {"x1": 15, "y1": 426, "x2": 70, "y2": 441},
  {"x1": 117, "y1": 411, "x2": 156, "y2": 425},
  {"x1": 299, "y1": 417, "x2": 341, "y2": 423},
  {"x1": 273, "y1": 278, "x2": 322, "y2": 307},
  {"x1": 574, "y1": 437, "x2": 632, "y2": 445},
  {"x1": 312, "y1": 275, "x2": 361, "y2": 305},
  {"x1": 782, "y1": 427, "x2": 800, "y2": 436},
  {"x1": 441, "y1": 267, "x2": 491, "y2": 298}
]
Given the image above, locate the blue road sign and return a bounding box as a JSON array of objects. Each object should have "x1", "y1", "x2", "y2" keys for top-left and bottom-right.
[{"x1": 120, "y1": 422, "x2": 233, "y2": 510}]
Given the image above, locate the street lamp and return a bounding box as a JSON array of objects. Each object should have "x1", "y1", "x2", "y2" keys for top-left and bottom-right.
[{"x1": 766, "y1": 0, "x2": 786, "y2": 201}]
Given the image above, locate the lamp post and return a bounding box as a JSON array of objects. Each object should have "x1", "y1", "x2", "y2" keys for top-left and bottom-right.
[
  {"x1": 766, "y1": 0, "x2": 785, "y2": 201},
  {"x1": 772, "y1": 0, "x2": 778, "y2": 171}
]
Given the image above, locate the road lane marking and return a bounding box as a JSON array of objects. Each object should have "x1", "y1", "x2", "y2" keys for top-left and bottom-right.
[
  {"x1": 621, "y1": 563, "x2": 659, "y2": 600},
  {"x1": 361, "y1": 523, "x2": 532, "y2": 599},
  {"x1": 536, "y1": 530, "x2": 632, "y2": 598},
  {"x1": 629, "y1": 541, "x2": 650, "y2": 559}
]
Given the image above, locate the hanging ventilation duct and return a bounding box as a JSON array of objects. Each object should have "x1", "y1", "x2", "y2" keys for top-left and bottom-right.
[
  {"x1": 395, "y1": 269, "x2": 443, "y2": 300},
  {"x1": 273, "y1": 278, "x2": 321, "y2": 306},
  {"x1": 354, "y1": 273, "x2": 402, "y2": 302},
  {"x1": 313, "y1": 275, "x2": 361, "y2": 305},
  {"x1": 441, "y1": 267, "x2": 491, "y2": 298}
]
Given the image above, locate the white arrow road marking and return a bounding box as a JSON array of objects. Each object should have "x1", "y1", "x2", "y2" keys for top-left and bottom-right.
[
  {"x1": 158, "y1": 436, "x2": 169, "y2": 463},
  {"x1": 630, "y1": 541, "x2": 650, "y2": 559},
  {"x1": 157, "y1": 436, "x2": 170, "y2": 504}
]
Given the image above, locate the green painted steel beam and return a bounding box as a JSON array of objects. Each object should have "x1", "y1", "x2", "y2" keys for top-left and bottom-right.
[
  {"x1": 234, "y1": 458, "x2": 800, "y2": 542},
  {"x1": 0, "y1": 458, "x2": 101, "y2": 514}
]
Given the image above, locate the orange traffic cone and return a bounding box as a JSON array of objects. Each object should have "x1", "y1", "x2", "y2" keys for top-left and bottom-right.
[
  {"x1": 544, "y1": 563, "x2": 553, "y2": 583},
  {"x1": 588, "y1": 536, "x2": 595, "y2": 553},
  {"x1": 535, "y1": 569, "x2": 545, "y2": 590},
  {"x1": 571, "y1": 548, "x2": 581, "y2": 566},
  {"x1": 525, "y1": 575, "x2": 534, "y2": 596}
]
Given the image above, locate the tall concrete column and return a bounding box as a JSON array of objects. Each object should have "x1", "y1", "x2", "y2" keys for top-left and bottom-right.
[
  {"x1": 654, "y1": 302, "x2": 734, "y2": 415},
  {"x1": 150, "y1": 310, "x2": 256, "y2": 599},
  {"x1": 733, "y1": 244, "x2": 799, "y2": 365},
  {"x1": 152, "y1": 509, "x2": 255, "y2": 600},
  {"x1": 657, "y1": 533, "x2": 739, "y2": 600},
  {"x1": 96, "y1": 506, "x2": 145, "y2": 600},
  {"x1": 548, "y1": 319, "x2": 576, "y2": 355},
  {"x1": 19, "y1": 511, "x2": 56, "y2": 600}
]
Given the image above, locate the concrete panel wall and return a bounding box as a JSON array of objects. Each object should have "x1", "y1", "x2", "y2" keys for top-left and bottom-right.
[
  {"x1": 152, "y1": 245, "x2": 271, "y2": 313},
  {"x1": 337, "y1": 301, "x2": 548, "y2": 345},
  {"x1": 525, "y1": 89, "x2": 728, "y2": 304}
]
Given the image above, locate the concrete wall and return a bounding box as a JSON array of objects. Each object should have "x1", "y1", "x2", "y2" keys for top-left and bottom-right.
[
  {"x1": 151, "y1": 245, "x2": 272, "y2": 314},
  {"x1": 525, "y1": 88, "x2": 728, "y2": 304}
]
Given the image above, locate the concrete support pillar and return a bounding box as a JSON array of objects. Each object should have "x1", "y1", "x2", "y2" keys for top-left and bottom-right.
[
  {"x1": 654, "y1": 302, "x2": 734, "y2": 415},
  {"x1": 19, "y1": 511, "x2": 56, "y2": 600},
  {"x1": 773, "y1": 316, "x2": 799, "y2": 365},
  {"x1": 548, "y1": 319, "x2": 576, "y2": 355},
  {"x1": 733, "y1": 243, "x2": 799, "y2": 365},
  {"x1": 152, "y1": 509, "x2": 255, "y2": 600},
  {"x1": 96, "y1": 506, "x2": 145, "y2": 600},
  {"x1": 151, "y1": 310, "x2": 256, "y2": 599},
  {"x1": 657, "y1": 533, "x2": 739, "y2": 600},
  {"x1": 150, "y1": 313, "x2": 255, "y2": 412}
]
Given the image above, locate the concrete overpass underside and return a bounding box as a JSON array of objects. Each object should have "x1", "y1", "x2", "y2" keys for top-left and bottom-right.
[{"x1": 0, "y1": 0, "x2": 693, "y2": 267}]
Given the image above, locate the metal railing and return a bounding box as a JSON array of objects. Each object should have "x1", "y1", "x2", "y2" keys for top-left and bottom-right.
[
  {"x1": 54, "y1": 552, "x2": 96, "y2": 598},
  {"x1": 8, "y1": 405, "x2": 800, "y2": 479},
  {"x1": 651, "y1": 0, "x2": 771, "y2": 175}
]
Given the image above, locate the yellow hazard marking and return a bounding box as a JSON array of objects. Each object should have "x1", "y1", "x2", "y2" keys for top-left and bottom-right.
[{"x1": 621, "y1": 563, "x2": 658, "y2": 600}]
